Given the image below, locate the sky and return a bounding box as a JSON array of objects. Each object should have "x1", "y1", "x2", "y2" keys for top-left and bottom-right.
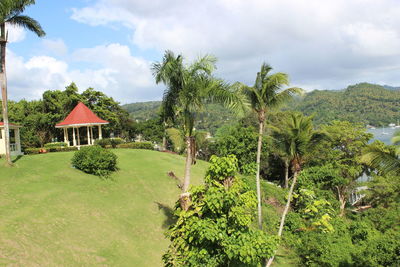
[{"x1": 6, "y1": 0, "x2": 400, "y2": 104}]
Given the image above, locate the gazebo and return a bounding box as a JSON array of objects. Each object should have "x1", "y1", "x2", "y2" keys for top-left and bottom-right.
[
  {"x1": 56, "y1": 102, "x2": 109, "y2": 147},
  {"x1": 0, "y1": 122, "x2": 22, "y2": 156}
]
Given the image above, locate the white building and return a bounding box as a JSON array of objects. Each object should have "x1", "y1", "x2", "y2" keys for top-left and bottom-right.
[{"x1": 0, "y1": 122, "x2": 22, "y2": 156}]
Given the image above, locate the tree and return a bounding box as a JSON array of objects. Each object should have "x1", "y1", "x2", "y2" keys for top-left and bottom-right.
[
  {"x1": 152, "y1": 51, "x2": 246, "y2": 208},
  {"x1": 0, "y1": 0, "x2": 45, "y2": 165},
  {"x1": 241, "y1": 63, "x2": 302, "y2": 229},
  {"x1": 163, "y1": 155, "x2": 277, "y2": 266},
  {"x1": 361, "y1": 132, "x2": 400, "y2": 176},
  {"x1": 267, "y1": 113, "x2": 322, "y2": 267}
]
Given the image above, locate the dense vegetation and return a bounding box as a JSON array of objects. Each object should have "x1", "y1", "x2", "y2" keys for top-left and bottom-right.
[
  {"x1": 123, "y1": 83, "x2": 400, "y2": 130},
  {"x1": 290, "y1": 83, "x2": 400, "y2": 126}
]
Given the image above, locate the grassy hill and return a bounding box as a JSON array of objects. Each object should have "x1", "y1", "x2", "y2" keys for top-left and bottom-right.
[
  {"x1": 0, "y1": 149, "x2": 298, "y2": 266},
  {"x1": 0, "y1": 150, "x2": 208, "y2": 266}
]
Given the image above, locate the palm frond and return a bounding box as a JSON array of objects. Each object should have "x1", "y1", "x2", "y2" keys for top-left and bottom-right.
[
  {"x1": 361, "y1": 147, "x2": 400, "y2": 176},
  {"x1": 7, "y1": 15, "x2": 45, "y2": 36}
]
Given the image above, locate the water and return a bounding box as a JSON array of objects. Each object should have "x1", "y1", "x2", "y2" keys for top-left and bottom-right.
[{"x1": 367, "y1": 127, "x2": 399, "y2": 145}]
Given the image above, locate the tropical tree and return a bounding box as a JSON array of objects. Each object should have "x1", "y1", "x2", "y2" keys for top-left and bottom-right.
[
  {"x1": 0, "y1": 0, "x2": 45, "y2": 165},
  {"x1": 267, "y1": 113, "x2": 322, "y2": 267},
  {"x1": 241, "y1": 63, "x2": 302, "y2": 229},
  {"x1": 152, "y1": 51, "x2": 246, "y2": 208},
  {"x1": 361, "y1": 132, "x2": 400, "y2": 176}
]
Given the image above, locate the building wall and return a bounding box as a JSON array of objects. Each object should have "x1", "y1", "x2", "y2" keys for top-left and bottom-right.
[{"x1": 0, "y1": 127, "x2": 22, "y2": 155}]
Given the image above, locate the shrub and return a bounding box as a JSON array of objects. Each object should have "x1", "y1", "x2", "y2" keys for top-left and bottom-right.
[
  {"x1": 24, "y1": 147, "x2": 41, "y2": 154},
  {"x1": 116, "y1": 142, "x2": 154, "y2": 150},
  {"x1": 109, "y1": 138, "x2": 124, "y2": 148},
  {"x1": 44, "y1": 142, "x2": 68, "y2": 149},
  {"x1": 47, "y1": 147, "x2": 78, "y2": 153},
  {"x1": 71, "y1": 146, "x2": 117, "y2": 177},
  {"x1": 94, "y1": 138, "x2": 111, "y2": 148}
]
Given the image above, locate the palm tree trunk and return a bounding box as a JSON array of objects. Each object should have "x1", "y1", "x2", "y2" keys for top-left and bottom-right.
[
  {"x1": 266, "y1": 170, "x2": 299, "y2": 267},
  {"x1": 284, "y1": 159, "x2": 289, "y2": 188},
  {"x1": 256, "y1": 120, "x2": 264, "y2": 229},
  {"x1": 162, "y1": 135, "x2": 167, "y2": 151},
  {"x1": 182, "y1": 136, "x2": 192, "y2": 192},
  {"x1": 0, "y1": 22, "x2": 11, "y2": 166}
]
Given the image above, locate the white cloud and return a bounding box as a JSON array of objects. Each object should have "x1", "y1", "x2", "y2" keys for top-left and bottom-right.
[
  {"x1": 7, "y1": 24, "x2": 26, "y2": 43},
  {"x1": 6, "y1": 43, "x2": 156, "y2": 103},
  {"x1": 71, "y1": 0, "x2": 400, "y2": 91},
  {"x1": 42, "y1": 39, "x2": 68, "y2": 56}
]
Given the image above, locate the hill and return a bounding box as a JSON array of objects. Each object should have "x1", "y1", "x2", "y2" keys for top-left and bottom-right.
[
  {"x1": 0, "y1": 150, "x2": 294, "y2": 266},
  {"x1": 290, "y1": 83, "x2": 400, "y2": 126},
  {"x1": 0, "y1": 150, "x2": 208, "y2": 266},
  {"x1": 123, "y1": 83, "x2": 400, "y2": 130},
  {"x1": 122, "y1": 102, "x2": 237, "y2": 134}
]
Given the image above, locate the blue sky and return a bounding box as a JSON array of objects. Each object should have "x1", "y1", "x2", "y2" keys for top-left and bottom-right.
[{"x1": 7, "y1": 0, "x2": 400, "y2": 104}]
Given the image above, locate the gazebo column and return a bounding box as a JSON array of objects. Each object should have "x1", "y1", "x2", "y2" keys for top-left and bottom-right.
[
  {"x1": 99, "y1": 125, "x2": 102, "y2": 140},
  {"x1": 15, "y1": 128, "x2": 21, "y2": 153},
  {"x1": 77, "y1": 127, "x2": 81, "y2": 146},
  {"x1": 87, "y1": 126, "x2": 91, "y2": 145},
  {"x1": 90, "y1": 126, "x2": 94, "y2": 145},
  {"x1": 65, "y1": 128, "x2": 69, "y2": 147},
  {"x1": 72, "y1": 127, "x2": 77, "y2": 146}
]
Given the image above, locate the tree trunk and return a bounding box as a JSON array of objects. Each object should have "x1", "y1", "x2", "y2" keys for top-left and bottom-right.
[
  {"x1": 284, "y1": 159, "x2": 289, "y2": 188},
  {"x1": 337, "y1": 187, "x2": 346, "y2": 217},
  {"x1": 0, "y1": 23, "x2": 11, "y2": 166},
  {"x1": 256, "y1": 120, "x2": 264, "y2": 230},
  {"x1": 182, "y1": 136, "x2": 192, "y2": 193},
  {"x1": 266, "y1": 170, "x2": 299, "y2": 267},
  {"x1": 162, "y1": 135, "x2": 167, "y2": 151}
]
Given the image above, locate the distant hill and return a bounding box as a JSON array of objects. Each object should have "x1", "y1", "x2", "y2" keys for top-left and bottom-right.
[
  {"x1": 123, "y1": 83, "x2": 400, "y2": 129},
  {"x1": 122, "y1": 102, "x2": 237, "y2": 134},
  {"x1": 290, "y1": 83, "x2": 400, "y2": 126}
]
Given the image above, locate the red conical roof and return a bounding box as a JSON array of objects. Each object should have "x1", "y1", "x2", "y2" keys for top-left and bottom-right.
[{"x1": 55, "y1": 102, "x2": 109, "y2": 127}]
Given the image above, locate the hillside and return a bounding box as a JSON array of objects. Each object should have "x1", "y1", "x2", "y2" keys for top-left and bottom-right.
[
  {"x1": 123, "y1": 83, "x2": 400, "y2": 129},
  {"x1": 0, "y1": 150, "x2": 293, "y2": 266},
  {"x1": 290, "y1": 83, "x2": 400, "y2": 126},
  {"x1": 122, "y1": 102, "x2": 237, "y2": 134}
]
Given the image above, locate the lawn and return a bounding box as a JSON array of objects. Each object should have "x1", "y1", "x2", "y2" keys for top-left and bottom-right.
[{"x1": 0, "y1": 149, "x2": 208, "y2": 266}]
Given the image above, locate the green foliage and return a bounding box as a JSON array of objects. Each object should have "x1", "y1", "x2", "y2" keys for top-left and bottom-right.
[
  {"x1": 24, "y1": 146, "x2": 78, "y2": 154},
  {"x1": 71, "y1": 146, "x2": 117, "y2": 177},
  {"x1": 290, "y1": 83, "x2": 400, "y2": 126},
  {"x1": 212, "y1": 124, "x2": 268, "y2": 175},
  {"x1": 116, "y1": 142, "x2": 154, "y2": 150},
  {"x1": 163, "y1": 155, "x2": 277, "y2": 266},
  {"x1": 44, "y1": 142, "x2": 68, "y2": 149},
  {"x1": 94, "y1": 138, "x2": 124, "y2": 148},
  {"x1": 166, "y1": 128, "x2": 185, "y2": 153}
]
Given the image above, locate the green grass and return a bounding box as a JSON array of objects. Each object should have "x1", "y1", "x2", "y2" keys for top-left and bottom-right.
[
  {"x1": 0, "y1": 149, "x2": 208, "y2": 266},
  {"x1": 0, "y1": 149, "x2": 299, "y2": 266}
]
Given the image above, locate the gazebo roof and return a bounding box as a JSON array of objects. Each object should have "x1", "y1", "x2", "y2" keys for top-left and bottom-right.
[
  {"x1": 55, "y1": 102, "x2": 109, "y2": 128},
  {"x1": 0, "y1": 122, "x2": 21, "y2": 128}
]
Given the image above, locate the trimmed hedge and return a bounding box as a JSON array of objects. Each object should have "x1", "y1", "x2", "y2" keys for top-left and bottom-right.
[
  {"x1": 94, "y1": 138, "x2": 125, "y2": 148},
  {"x1": 72, "y1": 146, "x2": 117, "y2": 177},
  {"x1": 117, "y1": 142, "x2": 154, "y2": 150},
  {"x1": 44, "y1": 142, "x2": 68, "y2": 149},
  {"x1": 24, "y1": 147, "x2": 78, "y2": 154}
]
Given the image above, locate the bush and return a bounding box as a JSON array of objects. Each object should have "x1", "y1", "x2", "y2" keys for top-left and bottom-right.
[
  {"x1": 109, "y1": 138, "x2": 124, "y2": 148},
  {"x1": 116, "y1": 142, "x2": 154, "y2": 150},
  {"x1": 24, "y1": 146, "x2": 78, "y2": 154},
  {"x1": 94, "y1": 138, "x2": 111, "y2": 148},
  {"x1": 44, "y1": 142, "x2": 68, "y2": 149},
  {"x1": 71, "y1": 146, "x2": 117, "y2": 177}
]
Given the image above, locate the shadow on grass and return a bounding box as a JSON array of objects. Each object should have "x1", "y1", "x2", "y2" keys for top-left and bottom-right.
[
  {"x1": 12, "y1": 155, "x2": 23, "y2": 163},
  {"x1": 155, "y1": 202, "x2": 176, "y2": 229}
]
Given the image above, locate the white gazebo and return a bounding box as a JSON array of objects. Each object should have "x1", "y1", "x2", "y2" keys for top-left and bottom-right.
[
  {"x1": 0, "y1": 122, "x2": 22, "y2": 156},
  {"x1": 55, "y1": 102, "x2": 109, "y2": 147}
]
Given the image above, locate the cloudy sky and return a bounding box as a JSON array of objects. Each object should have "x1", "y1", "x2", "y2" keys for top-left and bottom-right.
[{"x1": 7, "y1": 0, "x2": 400, "y2": 103}]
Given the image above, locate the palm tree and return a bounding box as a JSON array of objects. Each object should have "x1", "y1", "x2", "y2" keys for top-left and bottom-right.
[
  {"x1": 267, "y1": 113, "x2": 321, "y2": 267},
  {"x1": 361, "y1": 131, "x2": 400, "y2": 175},
  {"x1": 241, "y1": 63, "x2": 302, "y2": 229},
  {"x1": 0, "y1": 0, "x2": 45, "y2": 165},
  {"x1": 152, "y1": 51, "x2": 246, "y2": 209}
]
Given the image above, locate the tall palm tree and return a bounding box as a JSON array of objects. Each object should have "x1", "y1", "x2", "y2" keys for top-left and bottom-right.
[
  {"x1": 152, "y1": 51, "x2": 246, "y2": 209},
  {"x1": 361, "y1": 131, "x2": 400, "y2": 175},
  {"x1": 241, "y1": 63, "x2": 302, "y2": 229},
  {"x1": 267, "y1": 113, "x2": 321, "y2": 267},
  {"x1": 0, "y1": 0, "x2": 45, "y2": 165}
]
